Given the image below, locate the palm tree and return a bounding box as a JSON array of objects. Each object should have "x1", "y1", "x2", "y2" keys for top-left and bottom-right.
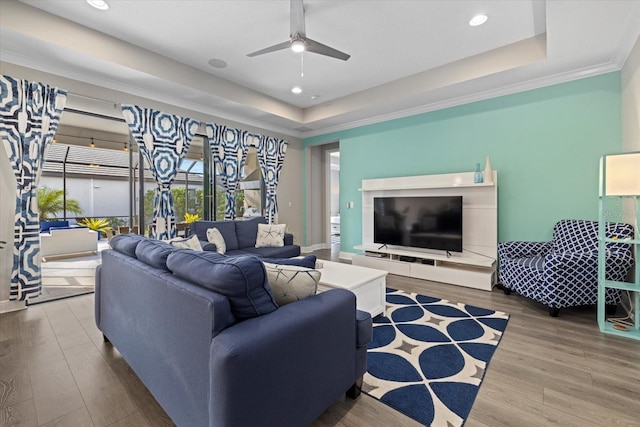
[{"x1": 37, "y1": 186, "x2": 83, "y2": 221}]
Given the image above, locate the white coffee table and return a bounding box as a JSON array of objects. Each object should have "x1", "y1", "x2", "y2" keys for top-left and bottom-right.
[{"x1": 317, "y1": 261, "x2": 387, "y2": 317}]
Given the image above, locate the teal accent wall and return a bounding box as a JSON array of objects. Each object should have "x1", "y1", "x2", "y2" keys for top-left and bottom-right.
[{"x1": 304, "y1": 72, "x2": 622, "y2": 252}]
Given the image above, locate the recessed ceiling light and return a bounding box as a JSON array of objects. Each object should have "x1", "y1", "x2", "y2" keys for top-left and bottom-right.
[
  {"x1": 208, "y1": 58, "x2": 227, "y2": 69},
  {"x1": 469, "y1": 14, "x2": 488, "y2": 26},
  {"x1": 87, "y1": 0, "x2": 109, "y2": 10},
  {"x1": 291, "y1": 87, "x2": 302, "y2": 94},
  {"x1": 310, "y1": 95, "x2": 319, "y2": 100}
]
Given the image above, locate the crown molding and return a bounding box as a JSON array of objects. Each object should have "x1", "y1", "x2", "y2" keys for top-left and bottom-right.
[
  {"x1": 301, "y1": 60, "x2": 622, "y2": 140},
  {"x1": 0, "y1": 52, "x2": 304, "y2": 140}
]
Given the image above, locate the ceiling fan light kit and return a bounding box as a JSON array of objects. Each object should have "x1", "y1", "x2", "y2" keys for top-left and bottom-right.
[{"x1": 247, "y1": 0, "x2": 350, "y2": 61}]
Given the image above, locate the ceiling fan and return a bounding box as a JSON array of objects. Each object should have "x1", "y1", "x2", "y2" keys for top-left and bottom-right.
[{"x1": 247, "y1": 0, "x2": 350, "y2": 61}]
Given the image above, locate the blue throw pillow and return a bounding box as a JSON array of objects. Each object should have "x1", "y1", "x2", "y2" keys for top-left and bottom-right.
[
  {"x1": 110, "y1": 234, "x2": 146, "y2": 258},
  {"x1": 262, "y1": 255, "x2": 317, "y2": 269},
  {"x1": 167, "y1": 251, "x2": 278, "y2": 320},
  {"x1": 235, "y1": 216, "x2": 267, "y2": 248}
]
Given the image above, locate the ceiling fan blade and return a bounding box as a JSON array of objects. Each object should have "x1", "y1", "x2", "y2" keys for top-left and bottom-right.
[
  {"x1": 304, "y1": 38, "x2": 350, "y2": 61},
  {"x1": 247, "y1": 40, "x2": 291, "y2": 57},
  {"x1": 290, "y1": 0, "x2": 305, "y2": 37}
]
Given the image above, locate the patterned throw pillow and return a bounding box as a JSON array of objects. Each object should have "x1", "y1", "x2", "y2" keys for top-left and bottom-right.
[
  {"x1": 206, "y1": 227, "x2": 226, "y2": 254},
  {"x1": 169, "y1": 234, "x2": 202, "y2": 251},
  {"x1": 255, "y1": 223, "x2": 287, "y2": 248},
  {"x1": 264, "y1": 263, "x2": 321, "y2": 306}
]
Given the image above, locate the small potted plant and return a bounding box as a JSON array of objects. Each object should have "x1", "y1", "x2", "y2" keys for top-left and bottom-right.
[
  {"x1": 184, "y1": 213, "x2": 201, "y2": 223},
  {"x1": 77, "y1": 218, "x2": 113, "y2": 239}
]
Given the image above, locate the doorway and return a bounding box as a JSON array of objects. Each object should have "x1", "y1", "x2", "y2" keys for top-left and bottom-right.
[{"x1": 327, "y1": 149, "x2": 340, "y2": 250}]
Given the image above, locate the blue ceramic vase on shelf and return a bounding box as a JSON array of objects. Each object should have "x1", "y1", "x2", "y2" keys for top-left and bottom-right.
[{"x1": 474, "y1": 162, "x2": 483, "y2": 183}]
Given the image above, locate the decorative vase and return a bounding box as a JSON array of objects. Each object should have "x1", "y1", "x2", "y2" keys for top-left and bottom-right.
[
  {"x1": 474, "y1": 163, "x2": 483, "y2": 183},
  {"x1": 484, "y1": 156, "x2": 493, "y2": 184}
]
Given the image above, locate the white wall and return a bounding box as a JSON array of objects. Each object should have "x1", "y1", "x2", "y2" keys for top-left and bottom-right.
[{"x1": 39, "y1": 176, "x2": 131, "y2": 219}]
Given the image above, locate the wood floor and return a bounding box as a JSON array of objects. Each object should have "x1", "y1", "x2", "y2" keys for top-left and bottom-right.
[{"x1": 1, "y1": 248, "x2": 640, "y2": 426}]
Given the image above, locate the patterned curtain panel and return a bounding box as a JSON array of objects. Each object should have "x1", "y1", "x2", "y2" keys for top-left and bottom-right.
[
  {"x1": 256, "y1": 136, "x2": 288, "y2": 224},
  {"x1": 122, "y1": 105, "x2": 198, "y2": 240},
  {"x1": 0, "y1": 75, "x2": 67, "y2": 301},
  {"x1": 205, "y1": 123, "x2": 252, "y2": 220}
]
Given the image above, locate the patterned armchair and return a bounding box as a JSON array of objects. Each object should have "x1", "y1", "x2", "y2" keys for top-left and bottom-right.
[{"x1": 498, "y1": 219, "x2": 634, "y2": 317}]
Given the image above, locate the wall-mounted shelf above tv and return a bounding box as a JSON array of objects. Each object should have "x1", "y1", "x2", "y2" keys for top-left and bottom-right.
[{"x1": 360, "y1": 171, "x2": 496, "y2": 192}]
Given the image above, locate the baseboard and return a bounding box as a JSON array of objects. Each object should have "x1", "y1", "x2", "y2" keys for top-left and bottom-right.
[
  {"x1": 0, "y1": 300, "x2": 27, "y2": 314},
  {"x1": 339, "y1": 251, "x2": 355, "y2": 261},
  {"x1": 302, "y1": 243, "x2": 329, "y2": 253}
]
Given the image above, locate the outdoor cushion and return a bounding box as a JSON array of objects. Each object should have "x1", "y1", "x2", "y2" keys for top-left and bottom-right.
[
  {"x1": 167, "y1": 251, "x2": 278, "y2": 320},
  {"x1": 135, "y1": 239, "x2": 176, "y2": 270},
  {"x1": 40, "y1": 220, "x2": 69, "y2": 233},
  {"x1": 110, "y1": 233, "x2": 146, "y2": 258}
]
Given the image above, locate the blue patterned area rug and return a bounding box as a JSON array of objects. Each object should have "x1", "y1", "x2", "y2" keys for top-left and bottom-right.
[{"x1": 363, "y1": 288, "x2": 509, "y2": 426}]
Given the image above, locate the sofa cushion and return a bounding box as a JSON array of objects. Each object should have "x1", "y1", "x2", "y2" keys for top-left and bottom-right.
[
  {"x1": 256, "y1": 223, "x2": 287, "y2": 248},
  {"x1": 191, "y1": 221, "x2": 239, "y2": 251},
  {"x1": 240, "y1": 245, "x2": 302, "y2": 258},
  {"x1": 265, "y1": 264, "x2": 320, "y2": 306},
  {"x1": 40, "y1": 220, "x2": 69, "y2": 233},
  {"x1": 262, "y1": 255, "x2": 317, "y2": 269},
  {"x1": 136, "y1": 239, "x2": 177, "y2": 270},
  {"x1": 170, "y1": 235, "x2": 202, "y2": 251},
  {"x1": 235, "y1": 216, "x2": 267, "y2": 248},
  {"x1": 206, "y1": 228, "x2": 226, "y2": 254},
  {"x1": 110, "y1": 233, "x2": 146, "y2": 258},
  {"x1": 167, "y1": 251, "x2": 278, "y2": 320}
]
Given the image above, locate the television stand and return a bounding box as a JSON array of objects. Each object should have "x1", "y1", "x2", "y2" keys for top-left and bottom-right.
[{"x1": 353, "y1": 244, "x2": 496, "y2": 291}]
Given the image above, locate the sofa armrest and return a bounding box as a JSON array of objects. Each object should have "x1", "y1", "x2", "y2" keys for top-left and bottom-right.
[
  {"x1": 209, "y1": 289, "x2": 362, "y2": 427},
  {"x1": 498, "y1": 241, "x2": 552, "y2": 259},
  {"x1": 284, "y1": 232, "x2": 294, "y2": 246}
]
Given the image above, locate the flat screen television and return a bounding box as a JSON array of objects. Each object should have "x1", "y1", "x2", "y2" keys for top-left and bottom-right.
[{"x1": 373, "y1": 196, "x2": 463, "y2": 252}]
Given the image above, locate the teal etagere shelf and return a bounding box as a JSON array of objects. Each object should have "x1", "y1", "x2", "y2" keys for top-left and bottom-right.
[{"x1": 597, "y1": 152, "x2": 640, "y2": 340}]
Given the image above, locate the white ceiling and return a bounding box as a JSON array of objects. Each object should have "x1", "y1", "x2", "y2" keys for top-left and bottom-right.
[{"x1": 1, "y1": 0, "x2": 639, "y2": 138}]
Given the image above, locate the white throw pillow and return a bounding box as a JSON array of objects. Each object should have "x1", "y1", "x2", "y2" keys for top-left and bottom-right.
[
  {"x1": 169, "y1": 234, "x2": 202, "y2": 251},
  {"x1": 206, "y1": 227, "x2": 226, "y2": 254},
  {"x1": 255, "y1": 223, "x2": 287, "y2": 248},
  {"x1": 264, "y1": 263, "x2": 321, "y2": 306}
]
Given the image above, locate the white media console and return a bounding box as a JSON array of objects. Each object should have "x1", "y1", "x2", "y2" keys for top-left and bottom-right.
[{"x1": 352, "y1": 171, "x2": 498, "y2": 291}]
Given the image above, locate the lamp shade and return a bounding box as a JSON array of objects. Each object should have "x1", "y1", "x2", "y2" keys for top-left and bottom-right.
[{"x1": 604, "y1": 152, "x2": 640, "y2": 196}]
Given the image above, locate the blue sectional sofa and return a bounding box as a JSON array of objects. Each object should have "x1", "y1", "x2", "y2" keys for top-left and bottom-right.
[
  {"x1": 190, "y1": 216, "x2": 301, "y2": 258},
  {"x1": 95, "y1": 234, "x2": 371, "y2": 427}
]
